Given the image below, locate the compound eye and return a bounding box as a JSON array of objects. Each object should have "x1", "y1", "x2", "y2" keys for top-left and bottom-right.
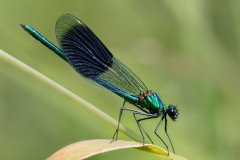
[{"x1": 168, "y1": 105, "x2": 178, "y2": 121}]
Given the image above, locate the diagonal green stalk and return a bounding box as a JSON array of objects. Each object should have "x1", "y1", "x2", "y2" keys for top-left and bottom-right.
[{"x1": 0, "y1": 49, "x2": 145, "y2": 143}]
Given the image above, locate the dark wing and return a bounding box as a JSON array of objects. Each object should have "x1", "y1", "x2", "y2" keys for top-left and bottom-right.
[{"x1": 55, "y1": 14, "x2": 148, "y2": 97}]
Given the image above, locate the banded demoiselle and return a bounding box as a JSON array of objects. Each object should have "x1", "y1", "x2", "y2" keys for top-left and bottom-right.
[{"x1": 21, "y1": 14, "x2": 178, "y2": 154}]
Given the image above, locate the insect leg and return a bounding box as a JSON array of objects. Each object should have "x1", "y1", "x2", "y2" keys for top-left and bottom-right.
[
  {"x1": 112, "y1": 101, "x2": 126, "y2": 141},
  {"x1": 133, "y1": 111, "x2": 159, "y2": 144},
  {"x1": 112, "y1": 102, "x2": 150, "y2": 141},
  {"x1": 164, "y1": 116, "x2": 175, "y2": 154},
  {"x1": 154, "y1": 115, "x2": 170, "y2": 155}
]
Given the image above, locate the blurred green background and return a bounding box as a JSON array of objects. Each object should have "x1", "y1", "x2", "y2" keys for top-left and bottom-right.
[{"x1": 0, "y1": 0, "x2": 240, "y2": 160}]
